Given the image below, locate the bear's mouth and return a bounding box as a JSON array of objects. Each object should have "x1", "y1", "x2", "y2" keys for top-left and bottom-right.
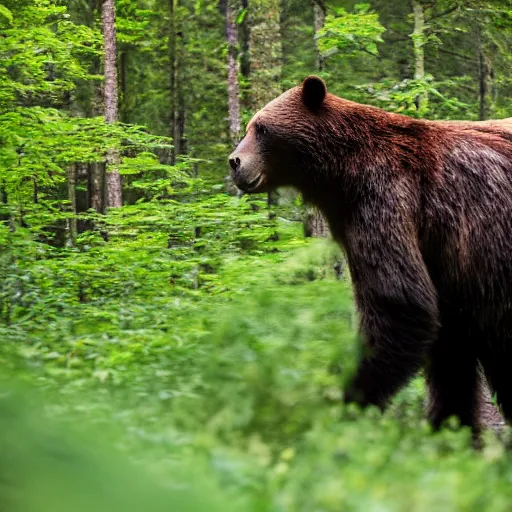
[{"x1": 245, "y1": 174, "x2": 265, "y2": 193}]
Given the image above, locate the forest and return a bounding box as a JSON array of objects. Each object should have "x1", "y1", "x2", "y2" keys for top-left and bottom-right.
[{"x1": 2, "y1": 0, "x2": 512, "y2": 510}]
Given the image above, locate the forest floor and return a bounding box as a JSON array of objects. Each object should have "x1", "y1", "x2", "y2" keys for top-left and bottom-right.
[{"x1": 2, "y1": 191, "x2": 512, "y2": 511}]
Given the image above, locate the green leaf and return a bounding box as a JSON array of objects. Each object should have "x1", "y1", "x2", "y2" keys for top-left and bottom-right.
[
  {"x1": 236, "y1": 9, "x2": 247, "y2": 25},
  {"x1": 0, "y1": 5, "x2": 13, "y2": 24}
]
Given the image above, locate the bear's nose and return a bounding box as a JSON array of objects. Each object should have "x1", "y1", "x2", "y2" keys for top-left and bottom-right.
[{"x1": 229, "y1": 157, "x2": 241, "y2": 172}]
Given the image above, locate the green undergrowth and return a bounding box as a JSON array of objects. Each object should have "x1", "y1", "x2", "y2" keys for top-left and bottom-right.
[{"x1": 2, "y1": 192, "x2": 512, "y2": 511}]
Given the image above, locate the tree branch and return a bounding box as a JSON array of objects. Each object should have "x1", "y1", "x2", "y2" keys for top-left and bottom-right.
[
  {"x1": 309, "y1": 0, "x2": 327, "y2": 16},
  {"x1": 438, "y1": 47, "x2": 475, "y2": 62},
  {"x1": 427, "y1": 5, "x2": 458, "y2": 22}
]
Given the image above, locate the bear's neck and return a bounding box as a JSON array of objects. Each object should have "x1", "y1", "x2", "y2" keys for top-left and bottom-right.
[
  {"x1": 294, "y1": 107, "x2": 440, "y2": 245},
  {"x1": 300, "y1": 180, "x2": 350, "y2": 245}
]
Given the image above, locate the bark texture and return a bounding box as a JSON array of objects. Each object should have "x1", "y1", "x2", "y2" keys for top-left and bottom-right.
[
  {"x1": 411, "y1": 0, "x2": 428, "y2": 113},
  {"x1": 312, "y1": 0, "x2": 325, "y2": 71},
  {"x1": 226, "y1": 0, "x2": 241, "y2": 143},
  {"x1": 88, "y1": 162, "x2": 105, "y2": 213},
  {"x1": 248, "y1": 0, "x2": 282, "y2": 110},
  {"x1": 87, "y1": 39, "x2": 105, "y2": 214},
  {"x1": 305, "y1": 0, "x2": 329, "y2": 239},
  {"x1": 102, "y1": 0, "x2": 122, "y2": 208},
  {"x1": 66, "y1": 164, "x2": 77, "y2": 246},
  {"x1": 169, "y1": 0, "x2": 186, "y2": 162},
  {"x1": 477, "y1": 28, "x2": 493, "y2": 121},
  {"x1": 248, "y1": 0, "x2": 282, "y2": 205}
]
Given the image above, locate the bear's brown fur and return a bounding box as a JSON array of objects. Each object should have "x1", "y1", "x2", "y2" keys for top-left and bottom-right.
[{"x1": 229, "y1": 76, "x2": 512, "y2": 433}]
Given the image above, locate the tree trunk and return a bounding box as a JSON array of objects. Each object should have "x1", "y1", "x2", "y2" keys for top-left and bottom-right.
[
  {"x1": 304, "y1": 0, "x2": 330, "y2": 239},
  {"x1": 66, "y1": 164, "x2": 78, "y2": 247},
  {"x1": 119, "y1": 49, "x2": 127, "y2": 123},
  {"x1": 88, "y1": 163, "x2": 105, "y2": 213},
  {"x1": 239, "y1": 0, "x2": 250, "y2": 105},
  {"x1": 169, "y1": 0, "x2": 186, "y2": 163},
  {"x1": 477, "y1": 29, "x2": 493, "y2": 121},
  {"x1": 248, "y1": 0, "x2": 282, "y2": 110},
  {"x1": 0, "y1": 185, "x2": 7, "y2": 208},
  {"x1": 312, "y1": 0, "x2": 325, "y2": 71},
  {"x1": 226, "y1": 0, "x2": 241, "y2": 144},
  {"x1": 411, "y1": 0, "x2": 427, "y2": 114},
  {"x1": 0, "y1": 183, "x2": 8, "y2": 225},
  {"x1": 89, "y1": 66, "x2": 105, "y2": 215},
  {"x1": 102, "y1": 0, "x2": 122, "y2": 208},
  {"x1": 177, "y1": 30, "x2": 186, "y2": 156},
  {"x1": 87, "y1": 16, "x2": 105, "y2": 215},
  {"x1": 303, "y1": 208, "x2": 329, "y2": 238},
  {"x1": 248, "y1": 0, "x2": 282, "y2": 206},
  {"x1": 169, "y1": 0, "x2": 176, "y2": 164}
]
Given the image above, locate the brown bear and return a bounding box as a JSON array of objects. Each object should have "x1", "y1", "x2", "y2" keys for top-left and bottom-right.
[{"x1": 228, "y1": 75, "x2": 512, "y2": 434}]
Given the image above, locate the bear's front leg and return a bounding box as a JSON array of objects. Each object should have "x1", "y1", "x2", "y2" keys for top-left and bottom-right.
[
  {"x1": 342, "y1": 203, "x2": 440, "y2": 410},
  {"x1": 344, "y1": 295, "x2": 439, "y2": 409}
]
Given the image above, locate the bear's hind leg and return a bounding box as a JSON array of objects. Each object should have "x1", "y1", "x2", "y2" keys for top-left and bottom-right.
[{"x1": 426, "y1": 317, "x2": 480, "y2": 432}]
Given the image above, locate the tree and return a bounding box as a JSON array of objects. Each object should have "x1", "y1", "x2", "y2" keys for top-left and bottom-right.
[
  {"x1": 226, "y1": 0, "x2": 242, "y2": 144},
  {"x1": 411, "y1": 1, "x2": 428, "y2": 114},
  {"x1": 312, "y1": 0, "x2": 326, "y2": 71},
  {"x1": 168, "y1": 0, "x2": 187, "y2": 164},
  {"x1": 477, "y1": 25, "x2": 493, "y2": 121},
  {"x1": 102, "y1": 0, "x2": 123, "y2": 208},
  {"x1": 248, "y1": 0, "x2": 282, "y2": 110},
  {"x1": 66, "y1": 164, "x2": 78, "y2": 246},
  {"x1": 306, "y1": 2, "x2": 385, "y2": 240},
  {"x1": 303, "y1": 0, "x2": 329, "y2": 239},
  {"x1": 248, "y1": 0, "x2": 282, "y2": 206}
]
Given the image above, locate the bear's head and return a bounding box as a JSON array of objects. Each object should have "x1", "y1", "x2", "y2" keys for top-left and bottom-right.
[{"x1": 228, "y1": 75, "x2": 328, "y2": 194}]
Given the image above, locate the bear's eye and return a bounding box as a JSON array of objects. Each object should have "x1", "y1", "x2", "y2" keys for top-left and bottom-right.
[{"x1": 254, "y1": 123, "x2": 268, "y2": 136}]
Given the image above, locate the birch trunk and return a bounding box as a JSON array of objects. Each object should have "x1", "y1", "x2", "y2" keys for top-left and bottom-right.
[
  {"x1": 102, "y1": 0, "x2": 122, "y2": 208},
  {"x1": 226, "y1": 0, "x2": 241, "y2": 144}
]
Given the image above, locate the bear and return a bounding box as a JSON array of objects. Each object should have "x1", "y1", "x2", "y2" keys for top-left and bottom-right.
[{"x1": 228, "y1": 75, "x2": 512, "y2": 434}]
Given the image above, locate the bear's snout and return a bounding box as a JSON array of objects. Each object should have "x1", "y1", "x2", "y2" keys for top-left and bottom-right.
[
  {"x1": 229, "y1": 157, "x2": 241, "y2": 173},
  {"x1": 228, "y1": 121, "x2": 268, "y2": 193},
  {"x1": 228, "y1": 154, "x2": 265, "y2": 193}
]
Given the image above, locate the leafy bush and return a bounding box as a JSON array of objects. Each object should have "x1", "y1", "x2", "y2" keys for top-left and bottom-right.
[{"x1": 2, "y1": 191, "x2": 512, "y2": 512}]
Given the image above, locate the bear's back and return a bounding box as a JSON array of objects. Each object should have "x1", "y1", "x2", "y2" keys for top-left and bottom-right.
[{"x1": 419, "y1": 121, "x2": 512, "y2": 319}]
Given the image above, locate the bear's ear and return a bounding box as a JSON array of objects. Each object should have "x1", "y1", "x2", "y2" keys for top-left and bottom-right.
[{"x1": 302, "y1": 75, "x2": 327, "y2": 111}]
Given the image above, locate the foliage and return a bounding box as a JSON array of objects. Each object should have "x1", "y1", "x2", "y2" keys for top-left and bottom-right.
[
  {"x1": 0, "y1": 386, "x2": 240, "y2": 512},
  {"x1": 0, "y1": 0, "x2": 181, "y2": 231},
  {"x1": 354, "y1": 76, "x2": 470, "y2": 118},
  {"x1": 0, "y1": 0, "x2": 100, "y2": 110},
  {"x1": 0, "y1": 108, "x2": 174, "y2": 197},
  {"x1": 317, "y1": 3, "x2": 385, "y2": 59},
  {"x1": 2, "y1": 200, "x2": 512, "y2": 510}
]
